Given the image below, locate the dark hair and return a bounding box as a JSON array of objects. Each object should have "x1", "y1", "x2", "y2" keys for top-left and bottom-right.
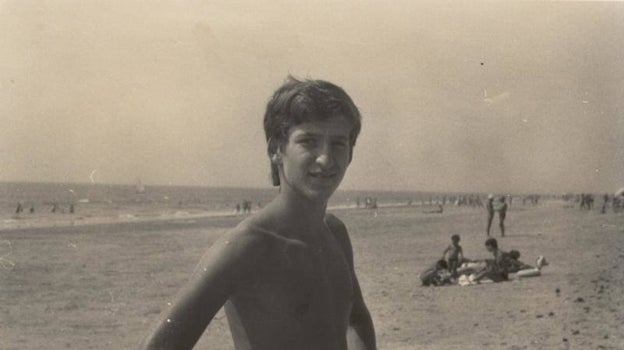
[
  {"x1": 436, "y1": 259, "x2": 448, "y2": 269},
  {"x1": 485, "y1": 238, "x2": 498, "y2": 249},
  {"x1": 509, "y1": 250, "x2": 520, "y2": 259},
  {"x1": 451, "y1": 234, "x2": 460, "y2": 241},
  {"x1": 263, "y1": 76, "x2": 362, "y2": 186}
]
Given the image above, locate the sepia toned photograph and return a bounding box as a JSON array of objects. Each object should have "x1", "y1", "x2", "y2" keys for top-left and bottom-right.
[{"x1": 1, "y1": 1, "x2": 623, "y2": 349}]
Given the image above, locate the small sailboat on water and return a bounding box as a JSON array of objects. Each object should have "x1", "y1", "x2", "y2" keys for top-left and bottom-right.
[{"x1": 135, "y1": 179, "x2": 146, "y2": 194}]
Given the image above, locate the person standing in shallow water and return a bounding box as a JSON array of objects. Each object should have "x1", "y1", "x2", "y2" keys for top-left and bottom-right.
[{"x1": 140, "y1": 77, "x2": 376, "y2": 350}]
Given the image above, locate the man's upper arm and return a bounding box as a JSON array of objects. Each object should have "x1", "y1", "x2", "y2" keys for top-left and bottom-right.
[
  {"x1": 140, "y1": 225, "x2": 265, "y2": 349},
  {"x1": 326, "y1": 214, "x2": 377, "y2": 350},
  {"x1": 325, "y1": 214, "x2": 364, "y2": 304}
]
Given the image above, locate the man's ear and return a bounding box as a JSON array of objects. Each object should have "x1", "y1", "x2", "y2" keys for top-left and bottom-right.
[
  {"x1": 267, "y1": 138, "x2": 281, "y2": 186},
  {"x1": 267, "y1": 137, "x2": 280, "y2": 157}
]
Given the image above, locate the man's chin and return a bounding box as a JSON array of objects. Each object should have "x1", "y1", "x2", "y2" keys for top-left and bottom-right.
[{"x1": 301, "y1": 186, "x2": 338, "y2": 203}]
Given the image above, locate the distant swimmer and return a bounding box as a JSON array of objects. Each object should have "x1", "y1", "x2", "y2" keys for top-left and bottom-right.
[
  {"x1": 29, "y1": 205, "x2": 35, "y2": 214},
  {"x1": 15, "y1": 203, "x2": 23, "y2": 214}
]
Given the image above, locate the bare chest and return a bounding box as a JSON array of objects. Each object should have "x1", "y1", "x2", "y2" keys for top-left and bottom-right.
[{"x1": 234, "y1": 237, "x2": 354, "y2": 327}]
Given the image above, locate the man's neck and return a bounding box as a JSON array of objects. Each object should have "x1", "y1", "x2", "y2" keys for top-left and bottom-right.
[{"x1": 268, "y1": 188, "x2": 329, "y2": 235}]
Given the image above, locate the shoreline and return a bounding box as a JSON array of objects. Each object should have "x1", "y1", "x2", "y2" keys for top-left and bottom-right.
[
  {"x1": 0, "y1": 200, "x2": 563, "y2": 234},
  {"x1": 0, "y1": 200, "x2": 452, "y2": 234}
]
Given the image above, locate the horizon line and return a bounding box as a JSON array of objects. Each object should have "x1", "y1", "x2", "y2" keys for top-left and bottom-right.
[{"x1": 0, "y1": 179, "x2": 608, "y2": 196}]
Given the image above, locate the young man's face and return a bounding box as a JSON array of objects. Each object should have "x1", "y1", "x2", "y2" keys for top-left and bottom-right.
[{"x1": 277, "y1": 115, "x2": 353, "y2": 202}]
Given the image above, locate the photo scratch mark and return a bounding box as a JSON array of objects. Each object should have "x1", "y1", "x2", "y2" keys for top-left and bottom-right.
[{"x1": 0, "y1": 240, "x2": 16, "y2": 271}]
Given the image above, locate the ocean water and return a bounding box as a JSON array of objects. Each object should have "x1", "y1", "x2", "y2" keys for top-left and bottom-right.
[{"x1": 0, "y1": 182, "x2": 449, "y2": 226}]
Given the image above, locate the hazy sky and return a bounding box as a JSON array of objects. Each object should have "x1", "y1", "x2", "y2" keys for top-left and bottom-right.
[{"x1": 2, "y1": 0, "x2": 623, "y2": 193}]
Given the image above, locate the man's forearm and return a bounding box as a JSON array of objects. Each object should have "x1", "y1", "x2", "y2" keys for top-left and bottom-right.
[{"x1": 348, "y1": 309, "x2": 376, "y2": 350}]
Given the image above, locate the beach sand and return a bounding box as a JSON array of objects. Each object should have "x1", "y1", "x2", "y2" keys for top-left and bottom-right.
[{"x1": 1, "y1": 201, "x2": 623, "y2": 349}]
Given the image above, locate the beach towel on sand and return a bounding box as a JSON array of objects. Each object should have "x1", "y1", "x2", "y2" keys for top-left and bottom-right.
[
  {"x1": 457, "y1": 274, "x2": 493, "y2": 286},
  {"x1": 458, "y1": 269, "x2": 542, "y2": 286}
]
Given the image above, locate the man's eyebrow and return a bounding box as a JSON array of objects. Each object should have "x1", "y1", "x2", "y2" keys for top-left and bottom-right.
[
  {"x1": 331, "y1": 135, "x2": 349, "y2": 140},
  {"x1": 293, "y1": 132, "x2": 349, "y2": 139},
  {"x1": 293, "y1": 132, "x2": 319, "y2": 138}
]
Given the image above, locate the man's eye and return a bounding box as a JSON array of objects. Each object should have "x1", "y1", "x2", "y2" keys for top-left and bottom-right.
[{"x1": 298, "y1": 139, "x2": 315, "y2": 145}]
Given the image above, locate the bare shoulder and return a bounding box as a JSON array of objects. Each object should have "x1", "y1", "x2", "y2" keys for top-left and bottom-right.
[
  {"x1": 195, "y1": 218, "x2": 276, "y2": 278},
  {"x1": 325, "y1": 213, "x2": 348, "y2": 234},
  {"x1": 215, "y1": 215, "x2": 308, "y2": 258},
  {"x1": 325, "y1": 213, "x2": 354, "y2": 261},
  {"x1": 209, "y1": 216, "x2": 282, "y2": 259}
]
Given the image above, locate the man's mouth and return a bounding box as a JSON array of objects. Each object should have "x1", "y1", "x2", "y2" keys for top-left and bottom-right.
[{"x1": 308, "y1": 172, "x2": 337, "y2": 179}]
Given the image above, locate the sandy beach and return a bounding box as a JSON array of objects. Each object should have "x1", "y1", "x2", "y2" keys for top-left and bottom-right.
[{"x1": 1, "y1": 201, "x2": 623, "y2": 349}]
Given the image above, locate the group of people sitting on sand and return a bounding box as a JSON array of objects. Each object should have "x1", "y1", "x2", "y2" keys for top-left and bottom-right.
[{"x1": 419, "y1": 235, "x2": 548, "y2": 286}]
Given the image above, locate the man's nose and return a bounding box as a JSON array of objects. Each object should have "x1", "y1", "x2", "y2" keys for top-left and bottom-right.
[{"x1": 316, "y1": 142, "x2": 334, "y2": 168}]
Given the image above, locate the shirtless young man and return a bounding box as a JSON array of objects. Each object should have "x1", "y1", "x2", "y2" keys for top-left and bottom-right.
[
  {"x1": 140, "y1": 77, "x2": 376, "y2": 350},
  {"x1": 471, "y1": 238, "x2": 508, "y2": 283}
]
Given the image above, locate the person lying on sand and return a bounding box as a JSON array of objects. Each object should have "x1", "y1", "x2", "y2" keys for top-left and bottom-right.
[
  {"x1": 457, "y1": 244, "x2": 549, "y2": 284},
  {"x1": 503, "y1": 250, "x2": 548, "y2": 278},
  {"x1": 140, "y1": 77, "x2": 376, "y2": 350},
  {"x1": 419, "y1": 259, "x2": 453, "y2": 286},
  {"x1": 422, "y1": 204, "x2": 443, "y2": 214}
]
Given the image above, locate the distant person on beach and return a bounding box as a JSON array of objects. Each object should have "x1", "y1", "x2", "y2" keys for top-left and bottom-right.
[
  {"x1": 486, "y1": 194, "x2": 495, "y2": 236},
  {"x1": 140, "y1": 77, "x2": 376, "y2": 350},
  {"x1": 601, "y1": 193, "x2": 609, "y2": 214},
  {"x1": 497, "y1": 196, "x2": 507, "y2": 237},
  {"x1": 503, "y1": 250, "x2": 548, "y2": 276},
  {"x1": 587, "y1": 194, "x2": 594, "y2": 210},
  {"x1": 442, "y1": 234, "x2": 464, "y2": 277},
  {"x1": 468, "y1": 239, "x2": 548, "y2": 283},
  {"x1": 423, "y1": 204, "x2": 443, "y2": 214},
  {"x1": 15, "y1": 203, "x2": 23, "y2": 214},
  {"x1": 611, "y1": 187, "x2": 624, "y2": 213},
  {"x1": 458, "y1": 247, "x2": 548, "y2": 282},
  {"x1": 419, "y1": 259, "x2": 452, "y2": 286},
  {"x1": 471, "y1": 238, "x2": 508, "y2": 283},
  {"x1": 614, "y1": 188, "x2": 624, "y2": 213}
]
